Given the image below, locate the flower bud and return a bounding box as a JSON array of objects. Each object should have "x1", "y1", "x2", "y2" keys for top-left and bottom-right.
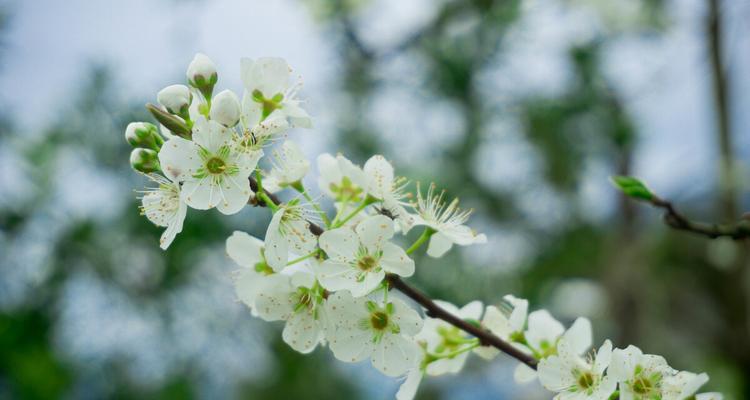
[
  {"x1": 209, "y1": 90, "x2": 241, "y2": 127},
  {"x1": 146, "y1": 104, "x2": 192, "y2": 139},
  {"x1": 187, "y1": 53, "x2": 218, "y2": 100},
  {"x1": 130, "y1": 148, "x2": 160, "y2": 173},
  {"x1": 125, "y1": 122, "x2": 162, "y2": 150},
  {"x1": 157, "y1": 84, "x2": 192, "y2": 119}
]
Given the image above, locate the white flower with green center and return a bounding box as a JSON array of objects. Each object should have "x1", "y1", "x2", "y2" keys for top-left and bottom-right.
[
  {"x1": 158, "y1": 116, "x2": 261, "y2": 214},
  {"x1": 226, "y1": 231, "x2": 275, "y2": 317},
  {"x1": 263, "y1": 140, "x2": 310, "y2": 193},
  {"x1": 515, "y1": 312, "x2": 592, "y2": 384},
  {"x1": 314, "y1": 215, "x2": 414, "y2": 297},
  {"x1": 240, "y1": 57, "x2": 312, "y2": 129},
  {"x1": 139, "y1": 173, "x2": 187, "y2": 250},
  {"x1": 538, "y1": 339, "x2": 616, "y2": 400},
  {"x1": 326, "y1": 290, "x2": 423, "y2": 377},
  {"x1": 412, "y1": 183, "x2": 487, "y2": 258},
  {"x1": 254, "y1": 271, "x2": 328, "y2": 354},
  {"x1": 264, "y1": 202, "x2": 318, "y2": 271},
  {"x1": 363, "y1": 155, "x2": 416, "y2": 233},
  {"x1": 661, "y1": 371, "x2": 712, "y2": 400},
  {"x1": 415, "y1": 300, "x2": 482, "y2": 376},
  {"x1": 474, "y1": 295, "x2": 530, "y2": 360},
  {"x1": 317, "y1": 153, "x2": 367, "y2": 203},
  {"x1": 608, "y1": 345, "x2": 672, "y2": 400}
]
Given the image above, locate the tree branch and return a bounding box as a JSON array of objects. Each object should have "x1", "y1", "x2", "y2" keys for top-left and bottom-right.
[
  {"x1": 649, "y1": 196, "x2": 750, "y2": 240},
  {"x1": 247, "y1": 176, "x2": 538, "y2": 369}
]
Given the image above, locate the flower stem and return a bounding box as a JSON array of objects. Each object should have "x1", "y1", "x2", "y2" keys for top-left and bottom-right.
[
  {"x1": 295, "y1": 185, "x2": 331, "y2": 227},
  {"x1": 406, "y1": 227, "x2": 435, "y2": 255},
  {"x1": 332, "y1": 199, "x2": 369, "y2": 228},
  {"x1": 255, "y1": 170, "x2": 278, "y2": 212},
  {"x1": 429, "y1": 340, "x2": 480, "y2": 361},
  {"x1": 287, "y1": 250, "x2": 319, "y2": 266}
]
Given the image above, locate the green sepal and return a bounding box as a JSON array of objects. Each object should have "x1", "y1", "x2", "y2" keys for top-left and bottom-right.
[{"x1": 146, "y1": 103, "x2": 192, "y2": 139}]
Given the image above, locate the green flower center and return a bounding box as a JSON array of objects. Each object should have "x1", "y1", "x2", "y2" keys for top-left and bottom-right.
[
  {"x1": 252, "y1": 89, "x2": 284, "y2": 120},
  {"x1": 370, "y1": 311, "x2": 389, "y2": 330},
  {"x1": 577, "y1": 372, "x2": 595, "y2": 389},
  {"x1": 206, "y1": 157, "x2": 226, "y2": 174},
  {"x1": 330, "y1": 176, "x2": 363, "y2": 202},
  {"x1": 632, "y1": 377, "x2": 653, "y2": 394},
  {"x1": 357, "y1": 255, "x2": 378, "y2": 271}
]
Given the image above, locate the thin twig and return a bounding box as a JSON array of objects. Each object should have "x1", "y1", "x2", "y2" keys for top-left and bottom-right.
[
  {"x1": 649, "y1": 196, "x2": 750, "y2": 240},
  {"x1": 247, "y1": 176, "x2": 538, "y2": 369}
]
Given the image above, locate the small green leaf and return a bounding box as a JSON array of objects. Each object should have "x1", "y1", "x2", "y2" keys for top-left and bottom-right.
[{"x1": 610, "y1": 176, "x2": 654, "y2": 201}]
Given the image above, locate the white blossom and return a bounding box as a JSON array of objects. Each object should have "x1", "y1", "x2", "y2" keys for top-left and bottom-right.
[
  {"x1": 537, "y1": 339, "x2": 616, "y2": 400},
  {"x1": 158, "y1": 116, "x2": 261, "y2": 214},
  {"x1": 413, "y1": 183, "x2": 487, "y2": 258},
  {"x1": 608, "y1": 345, "x2": 673, "y2": 400},
  {"x1": 396, "y1": 361, "x2": 424, "y2": 400},
  {"x1": 227, "y1": 231, "x2": 274, "y2": 316},
  {"x1": 662, "y1": 371, "x2": 710, "y2": 400},
  {"x1": 254, "y1": 271, "x2": 328, "y2": 353},
  {"x1": 210, "y1": 89, "x2": 241, "y2": 127},
  {"x1": 474, "y1": 295, "x2": 529, "y2": 360},
  {"x1": 317, "y1": 153, "x2": 367, "y2": 203},
  {"x1": 314, "y1": 215, "x2": 414, "y2": 297},
  {"x1": 415, "y1": 300, "x2": 482, "y2": 376},
  {"x1": 363, "y1": 155, "x2": 415, "y2": 233},
  {"x1": 240, "y1": 57, "x2": 312, "y2": 128},
  {"x1": 157, "y1": 84, "x2": 192, "y2": 115},
  {"x1": 263, "y1": 140, "x2": 310, "y2": 192},
  {"x1": 139, "y1": 173, "x2": 187, "y2": 250},
  {"x1": 326, "y1": 290, "x2": 423, "y2": 376},
  {"x1": 264, "y1": 203, "x2": 318, "y2": 271}
]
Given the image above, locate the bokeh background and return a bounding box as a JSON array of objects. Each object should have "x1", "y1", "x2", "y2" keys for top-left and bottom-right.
[{"x1": 1, "y1": 0, "x2": 749, "y2": 398}]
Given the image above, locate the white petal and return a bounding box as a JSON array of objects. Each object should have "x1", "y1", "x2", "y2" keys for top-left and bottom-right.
[
  {"x1": 608, "y1": 345, "x2": 642, "y2": 382},
  {"x1": 513, "y1": 363, "x2": 537, "y2": 383},
  {"x1": 526, "y1": 310, "x2": 564, "y2": 350},
  {"x1": 380, "y1": 242, "x2": 414, "y2": 277},
  {"x1": 226, "y1": 231, "x2": 264, "y2": 268},
  {"x1": 233, "y1": 268, "x2": 264, "y2": 314},
  {"x1": 426, "y1": 232, "x2": 454, "y2": 258},
  {"x1": 593, "y1": 340, "x2": 613, "y2": 375},
  {"x1": 182, "y1": 177, "x2": 219, "y2": 210},
  {"x1": 371, "y1": 335, "x2": 420, "y2": 377},
  {"x1": 390, "y1": 298, "x2": 423, "y2": 336},
  {"x1": 282, "y1": 100, "x2": 313, "y2": 129},
  {"x1": 251, "y1": 57, "x2": 290, "y2": 96},
  {"x1": 159, "y1": 197, "x2": 186, "y2": 250},
  {"x1": 356, "y1": 215, "x2": 394, "y2": 252},
  {"x1": 192, "y1": 116, "x2": 233, "y2": 153},
  {"x1": 561, "y1": 317, "x2": 592, "y2": 355},
  {"x1": 215, "y1": 174, "x2": 252, "y2": 215},
  {"x1": 158, "y1": 137, "x2": 201, "y2": 181},
  {"x1": 363, "y1": 155, "x2": 394, "y2": 199},
  {"x1": 314, "y1": 260, "x2": 359, "y2": 293},
  {"x1": 254, "y1": 274, "x2": 294, "y2": 321},
  {"x1": 592, "y1": 375, "x2": 617, "y2": 400},
  {"x1": 396, "y1": 368, "x2": 423, "y2": 400},
  {"x1": 459, "y1": 300, "x2": 484, "y2": 320},
  {"x1": 507, "y1": 296, "x2": 529, "y2": 332},
  {"x1": 241, "y1": 89, "x2": 262, "y2": 127},
  {"x1": 319, "y1": 227, "x2": 358, "y2": 262},
  {"x1": 538, "y1": 354, "x2": 575, "y2": 391},
  {"x1": 265, "y1": 211, "x2": 289, "y2": 271},
  {"x1": 285, "y1": 218, "x2": 317, "y2": 255},
  {"x1": 696, "y1": 393, "x2": 723, "y2": 400},
  {"x1": 283, "y1": 311, "x2": 323, "y2": 354}
]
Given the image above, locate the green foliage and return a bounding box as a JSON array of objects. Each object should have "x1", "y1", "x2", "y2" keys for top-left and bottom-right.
[{"x1": 610, "y1": 176, "x2": 654, "y2": 201}]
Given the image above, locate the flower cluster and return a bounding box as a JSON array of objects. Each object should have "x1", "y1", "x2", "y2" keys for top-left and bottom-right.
[{"x1": 125, "y1": 53, "x2": 721, "y2": 400}]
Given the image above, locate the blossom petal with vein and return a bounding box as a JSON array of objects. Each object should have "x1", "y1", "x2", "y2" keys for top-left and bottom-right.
[
  {"x1": 326, "y1": 290, "x2": 423, "y2": 376},
  {"x1": 264, "y1": 203, "x2": 318, "y2": 271},
  {"x1": 314, "y1": 215, "x2": 414, "y2": 297},
  {"x1": 608, "y1": 344, "x2": 673, "y2": 400},
  {"x1": 538, "y1": 339, "x2": 616, "y2": 400}
]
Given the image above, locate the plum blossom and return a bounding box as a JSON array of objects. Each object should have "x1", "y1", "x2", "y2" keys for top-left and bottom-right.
[
  {"x1": 608, "y1": 345, "x2": 673, "y2": 400},
  {"x1": 263, "y1": 140, "x2": 310, "y2": 193},
  {"x1": 662, "y1": 371, "x2": 712, "y2": 400},
  {"x1": 415, "y1": 300, "x2": 482, "y2": 376},
  {"x1": 158, "y1": 116, "x2": 261, "y2": 214},
  {"x1": 139, "y1": 173, "x2": 187, "y2": 250},
  {"x1": 363, "y1": 155, "x2": 415, "y2": 233},
  {"x1": 227, "y1": 231, "x2": 274, "y2": 316},
  {"x1": 317, "y1": 153, "x2": 367, "y2": 203},
  {"x1": 240, "y1": 57, "x2": 312, "y2": 128},
  {"x1": 254, "y1": 271, "x2": 328, "y2": 353},
  {"x1": 314, "y1": 215, "x2": 414, "y2": 297},
  {"x1": 537, "y1": 339, "x2": 616, "y2": 400},
  {"x1": 412, "y1": 183, "x2": 487, "y2": 258},
  {"x1": 474, "y1": 295, "x2": 529, "y2": 360},
  {"x1": 210, "y1": 89, "x2": 241, "y2": 127},
  {"x1": 326, "y1": 291, "x2": 422, "y2": 376},
  {"x1": 264, "y1": 202, "x2": 318, "y2": 271}
]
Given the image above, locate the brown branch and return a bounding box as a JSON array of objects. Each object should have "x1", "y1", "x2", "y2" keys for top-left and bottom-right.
[
  {"x1": 247, "y1": 176, "x2": 538, "y2": 368},
  {"x1": 649, "y1": 196, "x2": 750, "y2": 240}
]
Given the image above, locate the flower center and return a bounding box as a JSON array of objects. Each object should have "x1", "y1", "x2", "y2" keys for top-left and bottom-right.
[
  {"x1": 577, "y1": 372, "x2": 595, "y2": 389},
  {"x1": 632, "y1": 377, "x2": 653, "y2": 394},
  {"x1": 252, "y1": 89, "x2": 283, "y2": 119},
  {"x1": 370, "y1": 311, "x2": 389, "y2": 330},
  {"x1": 357, "y1": 255, "x2": 378, "y2": 271},
  {"x1": 206, "y1": 157, "x2": 226, "y2": 174}
]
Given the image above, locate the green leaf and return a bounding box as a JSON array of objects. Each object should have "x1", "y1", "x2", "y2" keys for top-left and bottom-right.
[{"x1": 609, "y1": 176, "x2": 654, "y2": 201}]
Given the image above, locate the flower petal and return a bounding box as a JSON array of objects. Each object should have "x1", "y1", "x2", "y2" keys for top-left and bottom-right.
[
  {"x1": 371, "y1": 335, "x2": 420, "y2": 377},
  {"x1": 283, "y1": 311, "x2": 323, "y2": 354},
  {"x1": 158, "y1": 137, "x2": 202, "y2": 181},
  {"x1": 380, "y1": 242, "x2": 414, "y2": 277},
  {"x1": 215, "y1": 174, "x2": 252, "y2": 215},
  {"x1": 226, "y1": 231, "x2": 264, "y2": 268},
  {"x1": 319, "y1": 227, "x2": 358, "y2": 262},
  {"x1": 426, "y1": 232, "x2": 454, "y2": 258},
  {"x1": 264, "y1": 211, "x2": 289, "y2": 271},
  {"x1": 356, "y1": 215, "x2": 394, "y2": 252}
]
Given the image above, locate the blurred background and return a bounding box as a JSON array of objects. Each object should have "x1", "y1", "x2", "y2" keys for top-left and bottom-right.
[{"x1": 0, "y1": 0, "x2": 749, "y2": 398}]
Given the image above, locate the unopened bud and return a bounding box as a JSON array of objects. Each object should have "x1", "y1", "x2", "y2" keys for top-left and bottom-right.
[
  {"x1": 209, "y1": 90, "x2": 241, "y2": 127},
  {"x1": 146, "y1": 103, "x2": 192, "y2": 139},
  {"x1": 125, "y1": 122, "x2": 162, "y2": 150},
  {"x1": 157, "y1": 84, "x2": 192, "y2": 119},
  {"x1": 187, "y1": 53, "x2": 218, "y2": 100},
  {"x1": 130, "y1": 148, "x2": 160, "y2": 173}
]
